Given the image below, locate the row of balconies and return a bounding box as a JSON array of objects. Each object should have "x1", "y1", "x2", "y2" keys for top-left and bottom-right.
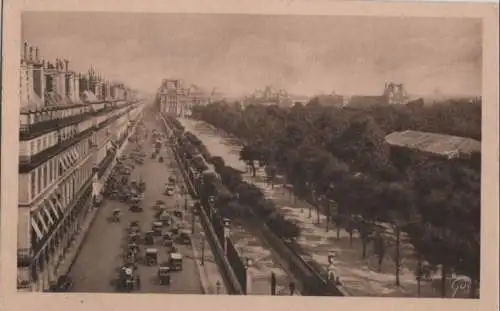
[
  {"x1": 20, "y1": 100, "x2": 140, "y2": 140},
  {"x1": 19, "y1": 127, "x2": 95, "y2": 173},
  {"x1": 19, "y1": 106, "x2": 136, "y2": 173}
]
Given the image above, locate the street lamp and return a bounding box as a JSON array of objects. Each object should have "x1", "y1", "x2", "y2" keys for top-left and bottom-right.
[
  {"x1": 208, "y1": 195, "x2": 215, "y2": 220},
  {"x1": 309, "y1": 189, "x2": 315, "y2": 219},
  {"x1": 244, "y1": 257, "x2": 253, "y2": 295},
  {"x1": 223, "y1": 218, "x2": 231, "y2": 256},
  {"x1": 191, "y1": 201, "x2": 200, "y2": 234},
  {"x1": 179, "y1": 185, "x2": 188, "y2": 212},
  {"x1": 200, "y1": 232, "x2": 205, "y2": 266},
  {"x1": 327, "y1": 250, "x2": 341, "y2": 285},
  {"x1": 216, "y1": 280, "x2": 221, "y2": 295}
]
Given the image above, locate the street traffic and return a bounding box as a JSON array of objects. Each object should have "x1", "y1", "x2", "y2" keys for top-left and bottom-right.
[{"x1": 68, "y1": 113, "x2": 203, "y2": 294}]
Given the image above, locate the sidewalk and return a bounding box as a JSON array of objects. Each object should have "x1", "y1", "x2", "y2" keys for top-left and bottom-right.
[
  {"x1": 165, "y1": 129, "x2": 297, "y2": 296},
  {"x1": 55, "y1": 206, "x2": 99, "y2": 277},
  {"x1": 178, "y1": 118, "x2": 456, "y2": 298}
]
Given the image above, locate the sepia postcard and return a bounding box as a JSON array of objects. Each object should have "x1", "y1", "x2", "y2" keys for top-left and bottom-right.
[{"x1": 1, "y1": 1, "x2": 498, "y2": 311}]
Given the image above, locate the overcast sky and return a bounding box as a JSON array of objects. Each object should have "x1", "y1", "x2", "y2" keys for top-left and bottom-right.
[{"x1": 22, "y1": 12, "x2": 482, "y2": 97}]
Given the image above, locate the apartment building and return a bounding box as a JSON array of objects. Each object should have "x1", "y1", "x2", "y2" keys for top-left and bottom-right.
[{"x1": 17, "y1": 42, "x2": 143, "y2": 291}]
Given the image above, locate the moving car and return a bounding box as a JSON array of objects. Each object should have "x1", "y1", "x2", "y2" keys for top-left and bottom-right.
[
  {"x1": 49, "y1": 275, "x2": 73, "y2": 292},
  {"x1": 158, "y1": 265, "x2": 171, "y2": 285},
  {"x1": 118, "y1": 263, "x2": 141, "y2": 292},
  {"x1": 144, "y1": 230, "x2": 155, "y2": 245},
  {"x1": 145, "y1": 248, "x2": 158, "y2": 266},
  {"x1": 168, "y1": 252, "x2": 183, "y2": 271},
  {"x1": 164, "y1": 185, "x2": 175, "y2": 196},
  {"x1": 177, "y1": 229, "x2": 191, "y2": 245},
  {"x1": 152, "y1": 221, "x2": 163, "y2": 236}
]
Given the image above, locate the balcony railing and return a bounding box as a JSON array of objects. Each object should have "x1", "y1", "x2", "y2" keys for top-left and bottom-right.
[
  {"x1": 97, "y1": 151, "x2": 116, "y2": 179},
  {"x1": 19, "y1": 127, "x2": 94, "y2": 173},
  {"x1": 20, "y1": 111, "x2": 93, "y2": 140},
  {"x1": 19, "y1": 176, "x2": 93, "y2": 266}
]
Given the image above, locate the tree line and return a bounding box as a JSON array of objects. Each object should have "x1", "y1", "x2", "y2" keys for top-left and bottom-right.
[
  {"x1": 187, "y1": 99, "x2": 481, "y2": 298},
  {"x1": 171, "y1": 121, "x2": 303, "y2": 242}
]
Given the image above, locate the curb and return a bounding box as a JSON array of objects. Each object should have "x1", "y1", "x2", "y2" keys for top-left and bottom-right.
[
  {"x1": 160, "y1": 115, "x2": 244, "y2": 295},
  {"x1": 63, "y1": 116, "x2": 142, "y2": 276},
  {"x1": 190, "y1": 238, "x2": 211, "y2": 294}
]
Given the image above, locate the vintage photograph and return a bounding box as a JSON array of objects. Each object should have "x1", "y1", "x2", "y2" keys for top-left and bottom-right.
[{"x1": 16, "y1": 11, "x2": 482, "y2": 298}]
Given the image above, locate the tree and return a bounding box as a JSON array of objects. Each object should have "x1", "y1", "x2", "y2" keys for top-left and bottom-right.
[
  {"x1": 239, "y1": 145, "x2": 259, "y2": 176},
  {"x1": 264, "y1": 164, "x2": 278, "y2": 188},
  {"x1": 376, "y1": 182, "x2": 419, "y2": 286}
]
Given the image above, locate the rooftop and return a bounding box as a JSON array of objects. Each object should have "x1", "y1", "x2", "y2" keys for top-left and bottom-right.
[{"x1": 385, "y1": 130, "x2": 481, "y2": 159}]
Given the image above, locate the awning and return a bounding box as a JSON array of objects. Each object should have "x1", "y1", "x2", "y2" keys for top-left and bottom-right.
[
  {"x1": 48, "y1": 198, "x2": 60, "y2": 221},
  {"x1": 36, "y1": 211, "x2": 48, "y2": 233},
  {"x1": 43, "y1": 203, "x2": 55, "y2": 226},
  {"x1": 59, "y1": 155, "x2": 70, "y2": 173},
  {"x1": 66, "y1": 150, "x2": 77, "y2": 167},
  {"x1": 72, "y1": 149, "x2": 81, "y2": 163},
  {"x1": 31, "y1": 217, "x2": 43, "y2": 240},
  {"x1": 53, "y1": 196, "x2": 65, "y2": 215}
]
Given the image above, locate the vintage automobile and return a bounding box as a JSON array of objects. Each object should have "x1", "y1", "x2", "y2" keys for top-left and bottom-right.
[
  {"x1": 117, "y1": 263, "x2": 141, "y2": 292},
  {"x1": 112, "y1": 209, "x2": 121, "y2": 222},
  {"x1": 49, "y1": 275, "x2": 73, "y2": 292},
  {"x1": 163, "y1": 233, "x2": 174, "y2": 248},
  {"x1": 151, "y1": 152, "x2": 157, "y2": 159},
  {"x1": 177, "y1": 229, "x2": 191, "y2": 245},
  {"x1": 168, "y1": 252, "x2": 183, "y2": 271},
  {"x1": 164, "y1": 185, "x2": 175, "y2": 196},
  {"x1": 152, "y1": 221, "x2": 163, "y2": 236},
  {"x1": 158, "y1": 265, "x2": 171, "y2": 285},
  {"x1": 138, "y1": 180, "x2": 146, "y2": 192},
  {"x1": 170, "y1": 224, "x2": 180, "y2": 235},
  {"x1": 129, "y1": 220, "x2": 140, "y2": 230},
  {"x1": 145, "y1": 248, "x2": 159, "y2": 266},
  {"x1": 130, "y1": 203, "x2": 143, "y2": 213},
  {"x1": 94, "y1": 194, "x2": 104, "y2": 207},
  {"x1": 128, "y1": 231, "x2": 141, "y2": 243},
  {"x1": 158, "y1": 211, "x2": 171, "y2": 226},
  {"x1": 144, "y1": 230, "x2": 155, "y2": 245},
  {"x1": 172, "y1": 209, "x2": 183, "y2": 219}
]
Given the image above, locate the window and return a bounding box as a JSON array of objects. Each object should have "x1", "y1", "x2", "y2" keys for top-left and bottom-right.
[
  {"x1": 37, "y1": 167, "x2": 42, "y2": 194},
  {"x1": 37, "y1": 139, "x2": 41, "y2": 153},
  {"x1": 43, "y1": 164, "x2": 48, "y2": 189},
  {"x1": 31, "y1": 141, "x2": 36, "y2": 155},
  {"x1": 53, "y1": 159, "x2": 58, "y2": 179},
  {"x1": 48, "y1": 160, "x2": 53, "y2": 183},
  {"x1": 30, "y1": 171, "x2": 36, "y2": 199}
]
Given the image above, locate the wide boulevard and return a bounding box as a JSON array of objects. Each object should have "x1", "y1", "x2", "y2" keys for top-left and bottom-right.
[{"x1": 68, "y1": 112, "x2": 203, "y2": 294}]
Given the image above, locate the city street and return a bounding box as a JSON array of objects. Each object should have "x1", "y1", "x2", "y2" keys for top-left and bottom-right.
[{"x1": 68, "y1": 116, "x2": 203, "y2": 294}]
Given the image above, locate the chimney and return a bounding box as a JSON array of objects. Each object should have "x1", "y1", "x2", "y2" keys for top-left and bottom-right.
[
  {"x1": 64, "y1": 59, "x2": 69, "y2": 72},
  {"x1": 23, "y1": 42, "x2": 28, "y2": 60},
  {"x1": 35, "y1": 47, "x2": 39, "y2": 61},
  {"x1": 29, "y1": 46, "x2": 33, "y2": 61}
]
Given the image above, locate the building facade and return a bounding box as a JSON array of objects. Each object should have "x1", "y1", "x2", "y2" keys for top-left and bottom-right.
[
  {"x1": 17, "y1": 42, "x2": 143, "y2": 291},
  {"x1": 158, "y1": 79, "x2": 186, "y2": 117}
]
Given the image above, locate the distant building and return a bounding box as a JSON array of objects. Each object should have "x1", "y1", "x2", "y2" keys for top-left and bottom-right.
[
  {"x1": 343, "y1": 82, "x2": 409, "y2": 109},
  {"x1": 385, "y1": 130, "x2": 481, "y2": 160},
  {"x1": 158, "y1": 79, "x2": 186, "y2": 117}
]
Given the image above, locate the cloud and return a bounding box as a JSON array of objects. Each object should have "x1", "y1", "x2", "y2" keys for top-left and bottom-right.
[{"x1": 22, "y1": 13, "x2": 482, "y2": 97}]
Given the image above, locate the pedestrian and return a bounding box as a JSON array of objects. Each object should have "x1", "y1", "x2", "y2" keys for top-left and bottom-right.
[
  {"x1": 289, "y1": 281, "x2": 296, "y2": 296},
  {"x1": 270, "y1": 272, "x2": 277, "y2": 295}
]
